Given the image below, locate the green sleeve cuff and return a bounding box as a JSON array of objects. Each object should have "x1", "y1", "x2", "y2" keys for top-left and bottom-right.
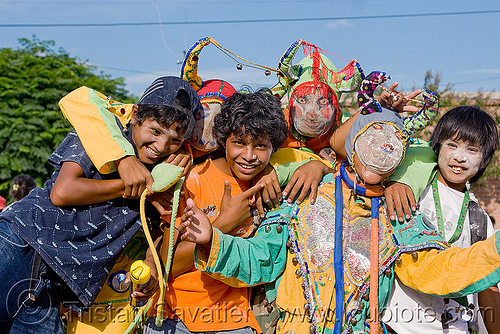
[
  {"x1": 274, "y1": 160, "x2": 312, "y2": 186},
  {"x1": 389, "y1": 138, "x2": 437, "y2": 200}
]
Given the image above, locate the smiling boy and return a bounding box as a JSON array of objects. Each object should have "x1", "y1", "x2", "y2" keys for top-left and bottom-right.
[
  {"x1": 0, "y1": 76, "x2": 200, "y2": 333},
  {"x1": 384, "y1": 105, "x2": 500, "y2": 334},
  {"x1": 144, "y1": 90, "x2": 288, "y2": 333}
]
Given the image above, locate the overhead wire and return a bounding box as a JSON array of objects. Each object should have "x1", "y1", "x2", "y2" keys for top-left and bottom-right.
[{"x1": 1, "y1": 9, "x2": 499, "y2": 28}]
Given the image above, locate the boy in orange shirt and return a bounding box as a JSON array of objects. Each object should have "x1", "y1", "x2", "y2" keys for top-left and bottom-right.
[{"x1": 144, "y1": 90, "x2": 289, "y2": 333}]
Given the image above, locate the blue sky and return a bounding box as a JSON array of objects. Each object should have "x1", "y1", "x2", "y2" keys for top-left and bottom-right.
[{"x1": 1, "y1": 0, "x2": 499, "y2": 97}]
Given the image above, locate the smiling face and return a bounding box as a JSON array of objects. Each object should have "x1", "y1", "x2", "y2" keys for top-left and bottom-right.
[
  {"x1": 218, "y1": 132, "x2": 273, "y2": 181},
  {"x1": 291, "y1": 90, "x2": 336, "y2": 138},
  {"x1": 131, "y1": 112, "x2": 185, "y2": 165},
  {"x1": 437, "y1": 136, "x2": 483, "y2": 192}
]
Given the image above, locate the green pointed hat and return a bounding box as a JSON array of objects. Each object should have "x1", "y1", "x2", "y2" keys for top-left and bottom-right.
[{"x1": 271, "y1": 40, "x2": 365, "y2": 100}]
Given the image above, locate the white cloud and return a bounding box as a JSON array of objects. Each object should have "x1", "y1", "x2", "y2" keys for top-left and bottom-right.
[{"x1": 326, "y1": 20, "x2": 352, "y2": 29}]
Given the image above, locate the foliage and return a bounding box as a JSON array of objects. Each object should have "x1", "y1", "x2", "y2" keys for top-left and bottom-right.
[{"x1": 0, "y1": 36, "x2": 136, "y2": 201}]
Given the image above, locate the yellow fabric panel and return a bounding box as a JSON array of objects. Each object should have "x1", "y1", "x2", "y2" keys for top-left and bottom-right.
[
  {"x1": 65, "y1": 303, "x2": 135, "y2": 334},
  {"x1": 270, "y1": 147, "x2": 331, "y2": 168},
  {"x1": 195, "y1": 228, "x2": 221, "y2": 272},
  {"x1": 395, "y1": 233, "x2": 500, "y2": 296},
  {"x1": 276, "y1": 252, "x2": 308, "y2": 313},
  {"x1": 94, "y1": 89, "x2": 133, "y2": 127},
  {"x1": 275, "y1": 252, "x2": 335, "y2": 332},
  {"x1": 58, "y1": 87, "x2": 132, "y2": 174}
]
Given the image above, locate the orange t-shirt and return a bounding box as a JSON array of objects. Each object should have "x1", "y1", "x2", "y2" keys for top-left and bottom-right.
[{"x1": 156, "y1": 158, "x2": 260, "y2": 332}]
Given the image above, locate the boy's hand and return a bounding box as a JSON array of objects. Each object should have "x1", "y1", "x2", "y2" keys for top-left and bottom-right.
[
  {"x1": 148, "y1": 187, "x2": 186, "y2": 216},
  {"x1": 116, "y1": 155, "x2": 153, "y2": 199},
  {"x1": 126, "y1": 270, "x2": 158, "y2": 300},
  {"x1": 214, "y1": 181, "x2": 264, "y2": 233},
  {"x1": 164, "y1": 147, "x2": 192, "y2": 176},
  {"x1": 283, "y1": 160, "x2": 333, "y2": 205},
  {"x1": 253, "y1": 164, "x2": 282, "y2": 217},
  {"x1": 178, "y1": 198, "x2": 213, "y2": 244},
  {"x1": 377, "y1": 82, "x2": 422, "y2": 113},
  {"x1": 384, "y1": 181, "x2": 417, "y2": 222}
]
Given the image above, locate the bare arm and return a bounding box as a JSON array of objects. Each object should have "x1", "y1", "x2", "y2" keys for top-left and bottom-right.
[
  {"x1": 50, "y1": 161, "x2": 125, "y2": 207},
  {"x1": 329, "y1": 112, "x2": 359, "y2": 159},
  {"x1": 478, "y1": 285, "x2": 500, "y2": 334}
]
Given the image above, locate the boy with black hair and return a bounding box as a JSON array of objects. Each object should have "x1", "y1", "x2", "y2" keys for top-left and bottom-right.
[
  {"x1": 384, "y1": 105, "x2": 500, "y2": 334},
  {"x1": 0, "y1": 76, "x2": 199, "y2": 333},
  {"x1": 143, "y1": 90, "x2": 289, "y2": 333}
]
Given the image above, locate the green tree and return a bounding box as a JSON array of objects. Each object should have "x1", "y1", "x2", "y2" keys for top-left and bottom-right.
[{"x1": 0, "y1": 36, "x2": 136, "y2": 201}]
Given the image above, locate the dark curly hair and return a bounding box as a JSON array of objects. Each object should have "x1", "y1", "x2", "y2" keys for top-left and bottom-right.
[
  {"x1": 213, "y1": 90, "x2": 288, "y2": 152},
  {"x1": 430, "y1": 105, "x2": 499, "y2": 183},
  {"x1": 10, "y1": 174, "x2": 37, "y2": 201},
  {"x1": 135, "y1": 90, "x2": 192, "y2": 137}
]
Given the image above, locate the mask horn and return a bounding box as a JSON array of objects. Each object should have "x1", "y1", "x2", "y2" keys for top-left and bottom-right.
[
  {"x1": 180, "y1": 36, "x2": 211, "y2": 91},
  {"x1": 271, "y1": 39, "x2": 305, "y2": 98},
  {"x1": 358, "y1": 71, "x2": 391, "y2": 114}
]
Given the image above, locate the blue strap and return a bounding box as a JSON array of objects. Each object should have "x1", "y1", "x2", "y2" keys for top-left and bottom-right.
[
  {"x1": 339, "y1": 162, "x2": 366, "y2": 196},
  {"x1": 333, "y1": 173, "x2": 344, "y2": 334}
]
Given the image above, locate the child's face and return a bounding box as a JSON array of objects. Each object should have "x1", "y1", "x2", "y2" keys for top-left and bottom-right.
[
  {"x1": 131, "y1": 117, "x2": 184, "y2": 165},
  {"x1": 352, "y1": 152, "x2": 393, "y2": 185},
  {"x1": 222, "y1": 132, "x2": 273, "y2": 181},
  {"x1": 291, "y1": 91, "x2": 335, "y2": 137},
  {"x1": 437, "y1": 136, "x2": 483, "y2": 191}
]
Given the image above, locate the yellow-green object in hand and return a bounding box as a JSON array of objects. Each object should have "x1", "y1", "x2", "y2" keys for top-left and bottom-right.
[{"x1": 150, "y1": 163, "x2": 184, "y2": 192}]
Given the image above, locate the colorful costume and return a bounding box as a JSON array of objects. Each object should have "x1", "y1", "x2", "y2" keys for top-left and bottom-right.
[
  {"x1": 191, "y1": 143, "x2": 500, "y2": 334},
  {"x1": 190, "y1": 88, "x2": 500, "y2": 334},
  {"x1": 271, "y1": 40, "x2": 363, "y2": 155}
]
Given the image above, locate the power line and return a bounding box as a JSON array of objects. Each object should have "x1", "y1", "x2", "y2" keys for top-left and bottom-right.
[
  {"x1": 454, "y1": 75, "x2": 500, "y2": 86},
  {"x1": 1, "y1": 9, "x2": 499, "y2": 28},
  {"x1": 96, "y1": 65, "x2": 166, "y2": 76},
  {"x1": 0, "y1": 0, "x2": 378, "y2": 3}
]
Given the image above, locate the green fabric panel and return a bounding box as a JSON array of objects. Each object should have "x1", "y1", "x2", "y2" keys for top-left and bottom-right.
[
  {"x1": 390, "y1": 211, "x2": 447, "y2": 250},
  {"x1": 389, "y1": 138, "x2": 438, "y2": 201},
  {"x1": 89, "y1": 89, "x2": 135, "y2": 156},
  {"x1": 197, "y1": 223, "x2": 289, "y2": 287},
  {"x1": 425, "y1": 265, "x2": 500, "y2": 299},
  {"x1": 274, "y1": 160, "x2": 312, "y2": 187}
]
